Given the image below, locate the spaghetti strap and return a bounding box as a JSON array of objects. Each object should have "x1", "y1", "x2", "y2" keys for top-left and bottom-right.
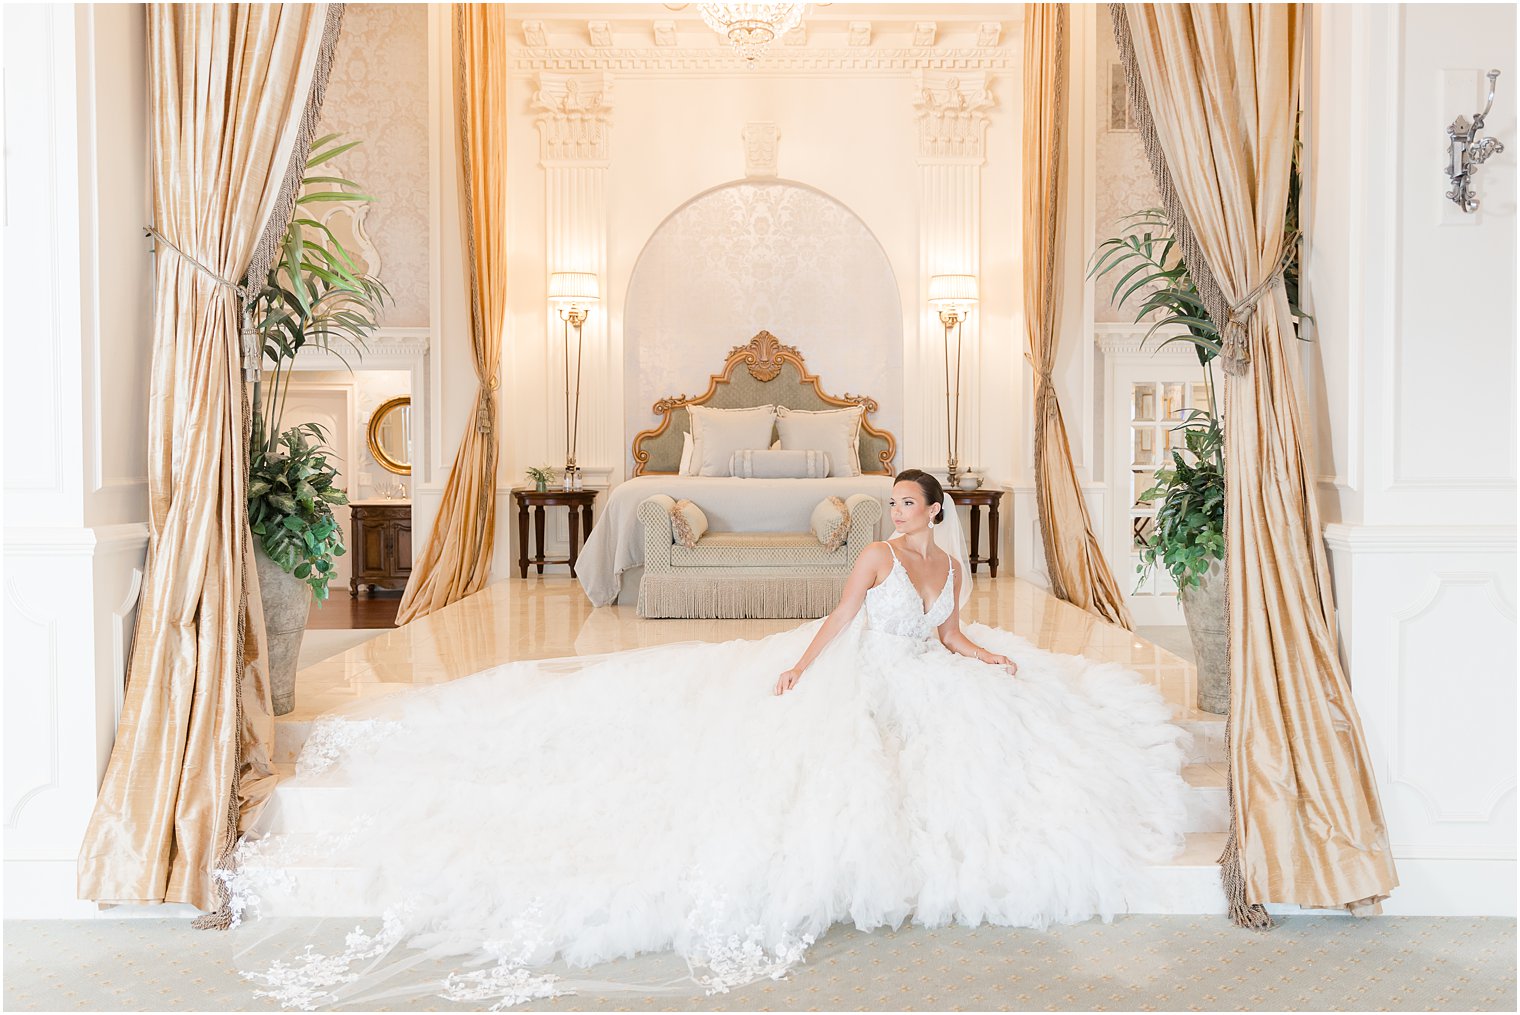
[{"x1": 883, "y1": 539, "x2": 900, "y2": 564}]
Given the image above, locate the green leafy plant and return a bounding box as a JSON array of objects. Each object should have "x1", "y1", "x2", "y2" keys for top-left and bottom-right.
[
  {"x1": 1088, "y1": 211, "x2": 1226, "y2": 594},
  {"x1": 524, "y1": 465, "x2": 558, "y2": 486},
  {"x1": 1135, "y1": 409, "x2": 1225, "y2": 592},
  {"x1": 248, "y1": 423, "x2": 348, "y2": 600},
  {"x1": 248, "y1": 134, "x2": 389, "y2": 598},
  {"x1": 1088, "y1": 131, "x2": 1305, "y2": 595}
]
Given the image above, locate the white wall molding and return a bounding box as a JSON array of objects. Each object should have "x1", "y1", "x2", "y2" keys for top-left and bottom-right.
[
  {"x1": 1323, "y1": 523, "x2": 1516, "y2": 554},
  {"x1": 1094, "y1": 324, "x2": 1204, "y2": 362},
  {"x1": 1390, "y1": 572, "x2": 1516, "y2": 825},
  {"x1": 285, "y1": 327, "x2": 429, "y2": 371},
  {"x1": 3, "y1": 522, "x2": 150, "y2": 557}
]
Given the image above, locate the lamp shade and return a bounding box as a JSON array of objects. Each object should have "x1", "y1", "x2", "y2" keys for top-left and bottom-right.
[
  {"x1": 548, "y1": 271, "x2": 600, "y2": 306},
  {"x1": 928, "y1": 273, "x2": 978, "y2": 308}
]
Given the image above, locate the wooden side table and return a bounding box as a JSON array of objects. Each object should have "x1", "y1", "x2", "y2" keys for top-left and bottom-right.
[
  {"x1": 947, "y1": 486, "x2": 1005, "y2": 577},
  {"x1": 512, "y1": 488, "x2": 596, "y2": 578}
]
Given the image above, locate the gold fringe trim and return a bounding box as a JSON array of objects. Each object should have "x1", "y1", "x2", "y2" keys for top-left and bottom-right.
[{"x1": 638, "y1": 575, "x2": 847, "y2": 619}]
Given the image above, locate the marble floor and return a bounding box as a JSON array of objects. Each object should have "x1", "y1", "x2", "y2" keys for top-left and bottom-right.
[{"x1": 287, "y1": 573, "x2": 1208, "y2": 728}]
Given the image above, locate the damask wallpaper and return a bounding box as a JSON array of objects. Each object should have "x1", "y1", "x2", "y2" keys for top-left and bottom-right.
[
  {"x1": 622, "y1": 182, "x2": 904, "y2": 468},
  {"x1": 1094, "y1": 7, "x2": 1162, "y2": 324},
  {"x1": 318, "y1": 4, "x2": 429, "y2": 327}
]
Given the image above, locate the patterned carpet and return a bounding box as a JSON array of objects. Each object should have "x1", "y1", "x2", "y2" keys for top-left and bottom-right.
[{"x1": 5, "y1": 915, "x2": 1514, "y2": 1011}]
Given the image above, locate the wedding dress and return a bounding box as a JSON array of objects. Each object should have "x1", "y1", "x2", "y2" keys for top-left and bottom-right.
[{"x1": 228, "y1": 535, "x2": 1190, "y2": 1011}]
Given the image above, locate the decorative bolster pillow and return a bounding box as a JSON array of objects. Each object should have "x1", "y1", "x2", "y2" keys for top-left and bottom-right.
[
  {"x1": 730, "y1": 448, "x2": 833, "y2": 479},
  {"x1": 668, "y1": 499, "x2": 709, "y2": 549},
  {"x1": 809, "y1": 496, "x2": 852, "y2": 552}
]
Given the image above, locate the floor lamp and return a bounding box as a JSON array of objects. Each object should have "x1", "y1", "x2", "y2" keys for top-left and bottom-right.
[
  {"x1": 548, "y1": 271, "x2": 599, "y2": 490},
  {"x1": 928, "y1": 273, "x2": 979, "y2": 489}
]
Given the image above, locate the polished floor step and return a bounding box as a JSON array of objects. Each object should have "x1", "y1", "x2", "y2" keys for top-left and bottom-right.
[{"x1": 235, "y1": 828, "x2": 1241, "y2": 920}]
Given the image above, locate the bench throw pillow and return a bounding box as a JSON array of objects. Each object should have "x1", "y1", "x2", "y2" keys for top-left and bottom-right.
[
  {"x1": 688, "y1": 404, "x2": 777, "y2": 477},
  {"x1": 776, "y1": 404, "x2": 864, "y2": 477},
  {"x1": 730, "y1": 449, "x2": 832, "y2": 479},
  {"x1": 669, "y1": 499, "x2": 709, "y2": 549},
  {"x1": 810, "y1": 496, "x2": 852, "y2": 552}
]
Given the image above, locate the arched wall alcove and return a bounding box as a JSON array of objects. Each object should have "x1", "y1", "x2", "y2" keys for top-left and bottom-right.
[{"x1": 622, "y1": 179, "x2": 903, "y2": 474}]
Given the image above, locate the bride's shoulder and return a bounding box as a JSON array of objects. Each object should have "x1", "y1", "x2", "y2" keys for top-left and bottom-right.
[{"x1": 857, "y1": 540, "x2": 896, "y2": 570}]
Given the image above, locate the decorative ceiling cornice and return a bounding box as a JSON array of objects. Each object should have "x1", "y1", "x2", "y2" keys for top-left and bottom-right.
[{"x1": 510, "y1": 48, "x2": 1015, "y2": 75}]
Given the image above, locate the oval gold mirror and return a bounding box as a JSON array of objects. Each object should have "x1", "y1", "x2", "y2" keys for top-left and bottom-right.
[{"x1": 367, "y1": 396, "x2": 412, "y2": 475}]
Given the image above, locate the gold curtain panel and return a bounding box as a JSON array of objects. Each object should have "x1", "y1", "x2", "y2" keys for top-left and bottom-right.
[
  {"x1": 395, "y1": 3, "x2": 510, "y2": 624},
  {"x1": 76, "y1": 3, "x2": 337, "y2": 913},
  {"x1": 1120, "y1": 1, "x2": 1397, "y2": 913},
  {"x1": 1022, "y1": 3, "x2": 1134, "y2": 630}
]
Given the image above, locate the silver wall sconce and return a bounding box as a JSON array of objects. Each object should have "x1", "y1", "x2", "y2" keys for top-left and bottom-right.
[{"x1": 1446, "y1": 69, "x2": 1505, "y2": 213}]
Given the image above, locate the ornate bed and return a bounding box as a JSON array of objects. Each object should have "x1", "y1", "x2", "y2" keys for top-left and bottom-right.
[
  {"x1": 574, "y1": 332, "x2": 970, "y2": 610},
  {"x1": 631, "y1": 331, "x2": 896, "y2": 476}
]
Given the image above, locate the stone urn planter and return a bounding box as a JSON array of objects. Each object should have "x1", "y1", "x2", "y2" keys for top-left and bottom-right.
[
  {"x1": 1178, "y1": 556, "x2": 1229, "y2": 715},
  {"x1": 253, "y1": 542, "x2": 313, "y2": 716}
]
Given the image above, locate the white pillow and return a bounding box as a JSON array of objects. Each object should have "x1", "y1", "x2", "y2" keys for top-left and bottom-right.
[
  {"x1": 688, "y1": 404, "x2": 777, "y2": 477},
  {"x1": 810, "y1": 496, "x2": 852, "y2": 552},
  {"x1": 669, "y1": 499, "x2": 708, "y2": 548},
  {"x1": 730, "y1": 449, "x2": 832, "y2": 479},
  {"x1": 775, "y1": 405, "x2": 864, "y2": 477},
  {"x1": 679, "y1": 431, "x2": 696, "y2": 476}
]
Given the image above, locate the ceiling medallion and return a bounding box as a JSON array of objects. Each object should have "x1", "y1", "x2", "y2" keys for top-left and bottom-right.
[{"x1": 698, "y1": 3, "x2": 805, "y2": 63}]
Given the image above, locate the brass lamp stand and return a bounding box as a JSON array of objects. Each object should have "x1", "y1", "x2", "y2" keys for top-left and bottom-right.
[
  {"x1": 548, "y1": 272, "x2": 599, "y2": 491},
  {"x1": 928, "y1": 274, "x2": 979, "y2": 490}
]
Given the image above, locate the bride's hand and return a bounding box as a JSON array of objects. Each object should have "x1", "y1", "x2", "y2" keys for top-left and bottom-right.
[
  {"x1": 774, "y1": 668, "x2": 804, "y2": 696},
  {"x1": 978, "y1": 652, "x2": 1018, "y2": 675}
]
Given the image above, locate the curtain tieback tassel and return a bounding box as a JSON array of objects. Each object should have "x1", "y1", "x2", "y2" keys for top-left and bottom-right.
[{"x1": 1220, "y1": 234, "x2": 1301, "y2": 378}]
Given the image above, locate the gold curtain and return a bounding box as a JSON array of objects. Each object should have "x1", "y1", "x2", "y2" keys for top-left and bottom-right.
[
  {"x1": 1119, "y1": 3, "x2": 1397, "y2": 912},
  {"x1": 395, "y1": 3, "x2": 508, "y2": 625},
  {"x1": 77, "y1": 4, "x2": 335, "y2": 913},
  {"x1": 1023, "y1": 3, "x2": 1134, "y2": 630}
]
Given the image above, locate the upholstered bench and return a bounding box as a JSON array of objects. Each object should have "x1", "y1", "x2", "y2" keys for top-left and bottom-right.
[{"x1": 636, "y1": 492, "x2": 883, "y2": 619}]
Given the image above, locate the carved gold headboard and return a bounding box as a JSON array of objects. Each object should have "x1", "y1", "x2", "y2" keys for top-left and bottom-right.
[{"x1": 632, "y1": 331, "x2": 897, "y2": 476}]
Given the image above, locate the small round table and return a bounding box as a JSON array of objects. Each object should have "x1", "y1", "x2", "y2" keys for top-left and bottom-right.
[
  {"x1": 512, "y1": 487, "x2": 597, "y2": 578},
  {"x1": 947, "y1": 486, "x2": 1005, "y2": 577}
]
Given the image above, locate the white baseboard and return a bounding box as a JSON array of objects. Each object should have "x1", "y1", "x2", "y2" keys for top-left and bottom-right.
[
  {"x1": 4, "y1": 859, "x2": 198, "y2": 919},
  {"x1": 1379, "y1": 857, "x2": 1516, "y2": 916}
]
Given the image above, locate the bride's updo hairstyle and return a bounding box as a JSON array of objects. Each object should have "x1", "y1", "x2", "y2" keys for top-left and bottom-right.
[{"x1": 894, "y1": 468, "x2": 945, "y2": 524}]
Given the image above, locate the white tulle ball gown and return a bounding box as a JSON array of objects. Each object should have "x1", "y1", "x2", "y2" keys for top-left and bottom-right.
[{"x1": 229, "y1": 541, "x2": 1190, "y2": 1010}]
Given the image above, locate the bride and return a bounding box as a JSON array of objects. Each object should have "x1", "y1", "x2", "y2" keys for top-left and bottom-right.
[{"x1": 230, "y1": 469, "x2": 1190, "y2": 1010}]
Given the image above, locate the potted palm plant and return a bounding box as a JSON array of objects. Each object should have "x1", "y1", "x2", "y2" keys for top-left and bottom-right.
[
  {"x1": 249, "y1": 134, "x2": 390, "y2": 715},
  {"x1": 1089, "y1": 187, "x2": 1305, "y2": 715},
  {"x1": 1089, "y1": 209, "x2": 1229, "y2": 713}
]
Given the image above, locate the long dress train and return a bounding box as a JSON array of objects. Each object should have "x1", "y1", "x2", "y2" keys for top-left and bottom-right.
[{"x1": 227, "y1": 543, "x2": 1189, "y2": 1010}]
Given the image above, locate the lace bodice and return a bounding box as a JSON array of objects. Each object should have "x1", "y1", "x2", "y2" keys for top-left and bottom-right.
[{"x1": 863, "y1": 541, "x2": 955, "y2": 642}]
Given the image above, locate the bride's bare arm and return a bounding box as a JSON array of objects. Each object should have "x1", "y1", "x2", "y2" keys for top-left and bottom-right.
[
  {"x1": 774, "y1": 542, "x2": 892, "y2": 695},
  {"x1": 936, "y1": 566, "x2": 1018, "y2": 675}
]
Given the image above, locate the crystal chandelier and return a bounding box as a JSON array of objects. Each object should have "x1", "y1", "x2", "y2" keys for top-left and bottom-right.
[{"x1": 699, "y1": 3, "x2": 805, "y2": 62}]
